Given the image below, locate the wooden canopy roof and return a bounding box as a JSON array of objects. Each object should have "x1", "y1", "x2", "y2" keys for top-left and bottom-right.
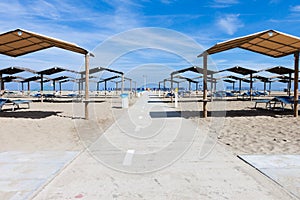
[
  {"x1": 222, "y1": 79, "x2": 236, "y2": 83},
  {"x1": 220, "y1": 66, "x2": 257, "y2": 75},
  {"x1": 0, "y1": 29, "x2": 88, "y2": 57},
  {"x1": 173, "y1": 75, "x2": 198, "y2": 83},
  {"x1": 0, "y1": 66, "x2": 36, "y2": 74},
  {"x1": 199, "y1": 30, "x2": 300, "y2": 58},
  {"x1": 80, "y1": 67, "x2": 123, "y2": 75},
  {"x1": 265, "y1": 66, "x2": 294, "y2": 75},
  {"x1": 98, "y1": 75, "x2": 121, "y2": 83},
  {"x1": 171, "y1": 66, "x2": 216, "y2": 76},
  {"x1": 252, "y1": 75, "x2": 270, "y2": 82},
  {"x1": 38, "y1": 66, "x2": 77, "y2": 75}
]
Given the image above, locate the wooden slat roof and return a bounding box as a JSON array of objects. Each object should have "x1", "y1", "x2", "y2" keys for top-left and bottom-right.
[
  {"x1": 0, "y1": 29, "x2": 88, "y2": 57},
  {"x1": 0, "y1": 66, "x2": 36, "y2": 74},
  {"x1": 223, "y1": 79, "x2": 236, "y2": 83},
  {"x1": 264, "y1": 66, "x2": 294, "y2": 74},
  {"x1": 199, "y1": 30, "x2": 300, "y2": 58},
  {"x1": 173, "y1": 75, "x2": 198, "y2": 83},
  {"x1": 220, "y1": 66, "x2": 257, "y2": 75},
  {"x1": 171, "y1": 66, "x2": 216, "y2": 76},
  {"x1": 38, "y1": 66, "x2": 77, "y2": 75},
  {"x1": 98, "y1": 75, "x2": 121, "y2": 83},
  {"x1": 79, "y1": 67, "x2": 123, "y2": 75},
  {"x1": 252, "y1": 75, "x2": 270, "y2": 82}
]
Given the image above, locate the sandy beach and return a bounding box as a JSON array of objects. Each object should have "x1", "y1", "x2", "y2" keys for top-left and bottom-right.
[{"x1": 0, "y1": 91, "x2": 299, "y2": 199}]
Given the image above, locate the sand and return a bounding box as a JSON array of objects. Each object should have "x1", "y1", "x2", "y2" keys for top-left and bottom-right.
[
  {"x1": 1, "y1": 91, "x2": 299, "y2": 157},
  {"x1": 0, "y1": 91, "x2": 299, "y2": 199}
]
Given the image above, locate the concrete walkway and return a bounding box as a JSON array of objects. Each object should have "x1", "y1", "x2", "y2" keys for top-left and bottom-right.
[
  {"x1": 0, "y1": 151, "x2": 78, "y2": 200},
  {"x1": 33, "y1": 92, "x2": 296, "y2": 200}
]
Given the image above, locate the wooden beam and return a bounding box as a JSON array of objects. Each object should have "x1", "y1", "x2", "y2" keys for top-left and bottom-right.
[
  {"x1": 0, "y1": 73, "x2": 3, "y2": 95},
  {"x1": 85, "y1": 54, "x2": 90, "y2": 120},
  {"x1": 121, "y1": 74, "x2": 124, "y2": 93},
  {"x1": 171, "y1": 74, "x2": 174, "y2": 102},
  {"x1": 59, "y1": 82, "x2": 62, "y2": 95},
  {"x1": 294, "y1": 52, "x2": 299, "y2": 117},
  {"x1": 250, "y1": 73, "x2": 253, "y2": 101},
  {"x1": 41, "y1": 74, "x2": 44, "y2": 103},
  {"x1": 203, "y1": 53, "x2": 208, "y2": 118}
]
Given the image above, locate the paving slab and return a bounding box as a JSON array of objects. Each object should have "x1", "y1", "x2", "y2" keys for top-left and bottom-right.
[
  {"x1": 238, "y1": 155, "x2": 300, "y2": 199},
  {"x1": 0, "y1": 151, "x2": 79, "y2": 200}
]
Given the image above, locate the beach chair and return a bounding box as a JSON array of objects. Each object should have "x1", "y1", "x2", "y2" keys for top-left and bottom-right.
[
  {"x1": 254, "y1": 99, "x2": 271, "y2": 109},
  {"x1": 0, "y1": 98, "x2": 8, "y2": 111},
  {"x1": 11, "y1": 99, "x2": 32, "y2": 111},
  {"x1": 272, "y1": 96, "x2": 294, "y2": 110},
  {"x1": 0, "y1": 98, "x2": 32, "y2": 111}
]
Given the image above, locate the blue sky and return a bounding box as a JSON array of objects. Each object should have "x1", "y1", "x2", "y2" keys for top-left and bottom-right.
[{"x1": 1, "y1": 0, "x2": 300, "y2": 91}]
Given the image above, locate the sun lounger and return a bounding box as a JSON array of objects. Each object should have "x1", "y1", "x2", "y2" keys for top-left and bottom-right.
[
  {"x1": 254, "y1": 99, "x2": 271, "y2": 109},
  {"x1": 272, "y1": 96, "x2": 300, "y2": 110},
  {"x1": 11, "y1": 99, "x2": 32, "y2": 111},
  {"x1": 0, "y1": 98, "x2": 8, "y2": 111},
  {"x1": 0, "y1": 98, "x2": 32, "y2": 111},
  {"x1": 256, "y1": 96, "x2": 300, "y2": 111}
]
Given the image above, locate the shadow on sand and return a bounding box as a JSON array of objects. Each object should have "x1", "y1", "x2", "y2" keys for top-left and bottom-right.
[
  {"x1": 0, "y1": 110, "x2": 62, "y2": 119},
  {"x1": 149, "y1": 108, "x2": 295, "y2": 119}
]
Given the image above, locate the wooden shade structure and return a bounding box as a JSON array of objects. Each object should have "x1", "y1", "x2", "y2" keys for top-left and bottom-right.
[
  {"x1": 97, "y1": 75, "x2": 121, "y2": 96},
  {"x1": 0, "y1": 29, "x2": 90, "y2": 119},
  {"x1": 79, "y1": 66, "x2": 124, "y2": 94},
  {"x1": 265, "y1": 66, "x2": 294, "y2": 96},
  {"x1": 170, "y1": 66, "x2": 216, "y2": 100},
  {"x1": 0, "y1": 66, "x2": 36, "y2": 92},
  {"x1": 173, "y1": 75, "x2": 198, "y2": 92},
  {"x1": 252, "y1": 75, "x2": 272, "y2": 94},
  {"x1": 220, "y1": 66, "x2": 257, "y2": 99},
  {"x1": 198, "y1": 30, "x2": 300, "y2": 117}
]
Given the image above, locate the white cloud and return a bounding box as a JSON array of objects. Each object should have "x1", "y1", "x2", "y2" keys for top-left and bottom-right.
[
  {"x1": 210, "y1": 0, "x2": 239, "y2": 8},
  {"x1": 290, "y1": 5, "x2": 300, "y2": 12},
  {"x1": 216, "y1": 14, "x2": 244, "y2": 35},
  {"x1": 269, "y1": 0, "x2": 281, "y2": 4},
  {"x1": 160, "y1": 0, "x2": 176, "y2": 4}
]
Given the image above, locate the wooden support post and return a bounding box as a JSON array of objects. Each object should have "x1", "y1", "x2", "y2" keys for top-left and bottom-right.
[
  {"x1": 96, "y1": 82, "x2": 99, "y2": 94},
  {"x1": 294, "y1": 52, "x2": 299, "y2": 117},
  {"x1": 288, "y1": 73, "x2": 291, "y2": 96},
  {"x1": 203, "y1": 53, "x2": 208, "y2": 118},
  {"x1": 121, "y1": 75, "x2": 124, "y2": 94},
  {"x1": 0, "y1": 73, "x2": 3, "y2": 96},
  {"x1": 53, "y1": 80, "x2": 56, "y2": 93},
  {"x1": 171, "y1": 74, "x2": 174, "y2": 91},
  {"x1": 27, "y1": 81, "x2": 30, "y2": 94},
  {"x1": 105, "y1": 81, "x2": 107, "y2": 97},
  {"x1": 171, "y1": 74, "x2": 174, "y2": 102},
  {"x1": 0, "y1": 73, "x2": 2, "y2": 93},
  {"x1": 250, "y1": 73, "x2": 253, "y2": 101},
  {"x1": 21, "y1": 82, "x2": 24, "y2": 95},
  {"x1": 85, "y1": 54, "x2": 90, "y2": 120},
  {"x1": 59, "y1": 82, "x2": 62, "y2": 95},
  {"x1": 210, "y1": 74, "x2": 213, "y2": 101},
  {"x1": 40, "y1": 74, "x2": 44, "y2": 103}
]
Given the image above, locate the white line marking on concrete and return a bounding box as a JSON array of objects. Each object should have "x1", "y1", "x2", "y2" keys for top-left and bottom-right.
[{"x1": 122, "y1": 150, "x2": 135, "y2": 166}]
